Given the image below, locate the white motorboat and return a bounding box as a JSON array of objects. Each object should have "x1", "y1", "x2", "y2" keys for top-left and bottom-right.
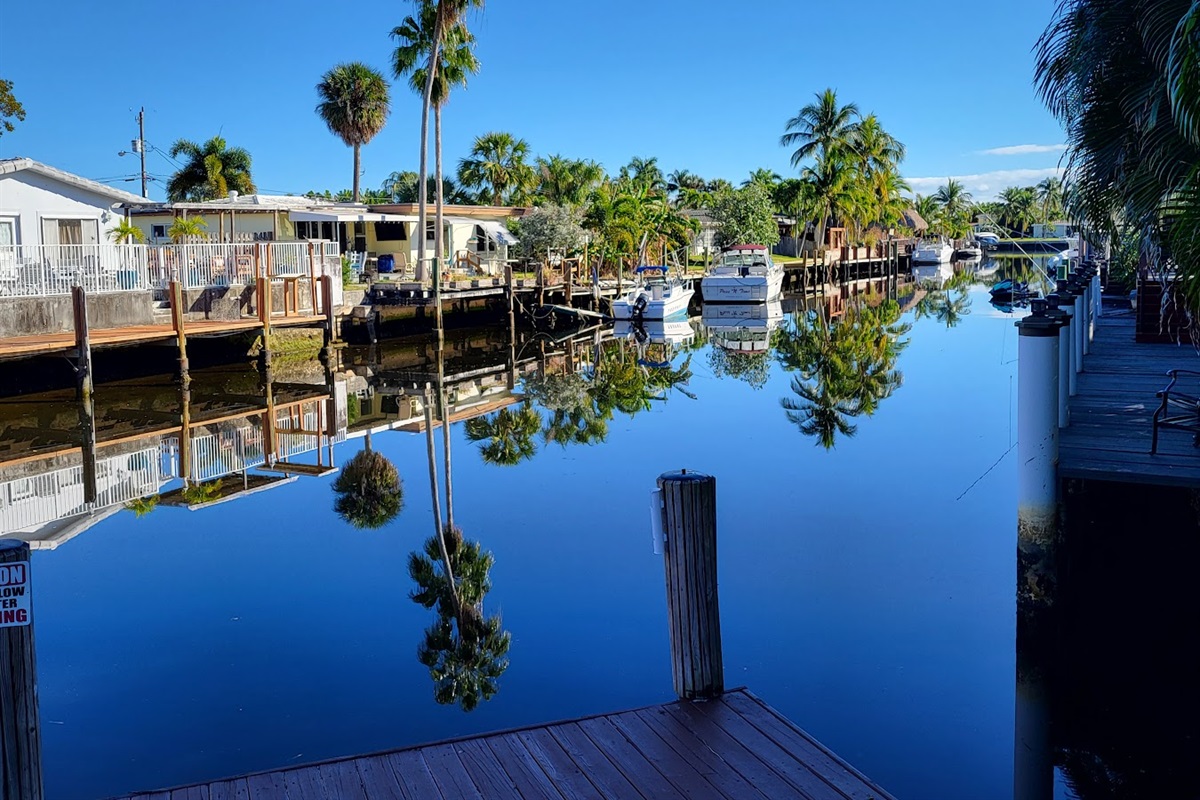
[
  {"x1": 701, "y1": 300, "x2": 783, "y2": 354},
  {"x1": 700, "y1": 244, "x2": 783, "y2": 303},
  {"x1": 611, "y1": 266, "x2": 694, "y2": 320},
  {"x1": 975, "y1": 231, "x2": 1001, "y2": 248},
  {"x1": 955, "y1": 242, "x2": 983, "y2": 260},
  {"x1": 911, "y1": 238, "x2": 954, "y2": 266}
]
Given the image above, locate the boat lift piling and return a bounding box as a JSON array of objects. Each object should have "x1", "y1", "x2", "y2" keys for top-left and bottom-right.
[
  {"x1": 1045, "y1": 293, "x2": 1072, "y2": 428},
  {"x1": 1016, "y1": 300, "x2": 1063, "y2": 544},
  {"x1": 0, "y1": 540, "x2": 44, "y2": 800}
]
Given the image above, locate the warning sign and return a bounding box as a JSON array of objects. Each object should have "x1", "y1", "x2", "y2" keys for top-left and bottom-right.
[{"x1": 0, "y1": 561, "x2": 30, "y2": 628}]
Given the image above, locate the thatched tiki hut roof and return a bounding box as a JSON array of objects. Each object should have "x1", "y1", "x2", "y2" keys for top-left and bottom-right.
[{"x1": 901, "y1": 208, "x2": 929, "y2": 232}]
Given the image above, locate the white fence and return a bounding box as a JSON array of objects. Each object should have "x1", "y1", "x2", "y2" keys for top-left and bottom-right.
[
  {"x1": 0, "y1": 241, "x2": 342, "y2": 297},
  {"x1": 0, "y1": 244, "x2": 153, "y2": 296},
  {"x1": 0, "y1": 447, "x2": 164, "y2": 534}
]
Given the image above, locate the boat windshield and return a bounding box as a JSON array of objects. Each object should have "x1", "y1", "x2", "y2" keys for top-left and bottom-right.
[{"x1": 718, "y1": 252, "x2": 770, "y2": 268}]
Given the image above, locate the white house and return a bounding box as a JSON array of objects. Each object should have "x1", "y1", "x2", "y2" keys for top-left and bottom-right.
[{"x1": 0, "y1": 157, "x2": 147, "y2": 247}]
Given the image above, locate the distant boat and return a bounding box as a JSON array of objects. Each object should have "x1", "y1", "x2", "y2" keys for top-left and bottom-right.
[
  {"x1": 955, "y1": 242, "x2": 983, "y2": 260},
  {"x1": 975, "y1": 232, "x2": 1001, "y2": 248},
  {"x1": 700, "y1": 244, "x2": 783, "y2": 303},
  {"x1": 989, "y1": 279, "x2": 1037, "y2": 301},
  {"x1": 611, "y1": 266, "x2": 694, "y2": 321},
  {"x1": 912, "y1": 238, "x2": 954, "y2": 265}
]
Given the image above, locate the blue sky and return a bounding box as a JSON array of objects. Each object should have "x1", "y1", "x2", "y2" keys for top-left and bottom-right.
[{"x1": 0, "y1": 0, "x2": 1066, "y2": 202}]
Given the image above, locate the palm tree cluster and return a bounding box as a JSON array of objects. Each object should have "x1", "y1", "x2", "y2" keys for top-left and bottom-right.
[
  {"x1": 779, "y1": 89, "x2": 910, "y2": 251},
  {"x1": 1035, "y1": 0, "x2": 1200, "y2": 306},
  {"x1": 166, "y1": 136, "x2": 256, "y2": 202},
  {"x1": 773, "y1": 301, "x2": 910, "y2": 448}
]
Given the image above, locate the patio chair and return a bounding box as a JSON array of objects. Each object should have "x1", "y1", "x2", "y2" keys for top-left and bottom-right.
[{"x1": 1150, "y1": 369, "x2": 1200, "y2": 453}]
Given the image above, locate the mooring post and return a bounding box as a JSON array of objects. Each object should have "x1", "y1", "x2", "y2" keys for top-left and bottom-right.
[
  {"x1": 1016, "y1": 300, "x2": 1062, "y2": 545},
  {"x1": 1075, "y1": 266, "x2": 1091, "y2": 357},
  {"x1": 1054, "y1": 280, "x2": 1078, "y2": 397},
  {"x1": 1069, "y1": 275, "x2": 1085, "y2": 374},
  {"x1": 320, "y1": 275, "x2": 336, "y2": 345},
  {"x1": 1045, "y1": 293, "x2": 1071, "y2": 428},
  {"x1": 71, "y1": 285, "x2": 92, "y2": 400},
  {"x1": 656, "y1": 470, "x2": 723, "y2": 700},
  {"x1": 0, "y1": 539, "x2": 44, "y2": 800}
]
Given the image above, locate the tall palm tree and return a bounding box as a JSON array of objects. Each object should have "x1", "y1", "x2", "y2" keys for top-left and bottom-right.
[
  {"x1": 743, "y1": 168, "x2": 782, "y2": 189},
  {"x1": 619, "y1": 156, "x2": 666, "y2": 193},
  {"x1": 166, "y1": 136, "x2": 255, "y2": 202},
  {"x1": 535, "y1": 155, "x2": 605, "y2": 206},
  {"x1": 315, "y1": 62, "x2": 391, "y2": 202},
  {"x1": 392, "y1": 5, "x2": 479, "y2": 328},
  {"x1": 457, "y1": 131, "x2": 536, "y2": 205},
  {"x1": 1035, "y1": 176, "x2": 1064, "y2": 223},
  {"x1": 934, "y1": 179, "x2": 973, "y2": 220},
  {"x1": 331, "y1": 441, "x2": 403, "y2": 529},
  {"x1": 999, "y1": 186, "x2": 1038, "y2": 235},
  {"x1": 780, "y1": 88, "x2": 861, "y2": 168}
]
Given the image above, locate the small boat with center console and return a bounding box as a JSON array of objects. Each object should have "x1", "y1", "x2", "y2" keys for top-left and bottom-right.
[
  {"x1": 611, "y1": 266, "x2": 694, "y2": 321},
  {"x1": 700, "y1": 244, "x2": 783, "y2": 303}
]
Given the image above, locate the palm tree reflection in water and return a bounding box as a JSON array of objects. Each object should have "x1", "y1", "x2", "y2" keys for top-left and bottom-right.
[
  {"x1": 331, "y1": 432, "x2": 404, "y2": 529},
  {"x1": 409, "y1": 526, "x2": 511, "y2": 712},
  {"x1": 773, "y1": 300, "x2": 910, "y2": 448}
]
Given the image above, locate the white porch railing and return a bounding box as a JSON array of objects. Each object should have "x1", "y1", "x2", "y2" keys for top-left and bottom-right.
[
  {"x1": 0, "y1": 244, "x2": 153, "y2": 297},
  {"x1": 0, "y1": 241, "x2": 343, "y2": 298},
  {"x1": 0, "y1": 447, "x2": 164, "y2": 534}
]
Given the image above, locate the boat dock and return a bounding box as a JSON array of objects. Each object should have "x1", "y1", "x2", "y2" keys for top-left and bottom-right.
[
  {"x1": 112, "y1": 688, "x2": 894, "y2": 800},
  {"x1": 1059, "y1": 309, "x2": 1200, "y2": 486}
]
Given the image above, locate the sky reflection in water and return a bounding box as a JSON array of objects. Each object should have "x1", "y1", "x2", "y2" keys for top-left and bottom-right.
[{"x1": 30, "y1": 284, "x2": 1030, "y2": 799}]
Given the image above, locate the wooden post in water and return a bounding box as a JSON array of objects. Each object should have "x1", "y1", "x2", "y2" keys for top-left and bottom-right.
[
  {"x1": 321, "y1": 275, "x2": 336, "y2": 345},
  {"x1": 0, "y1": 539, "x2": 43, "y2": 800},
  {"x1": 71, "y1": 286, "x2": 92, "y2": 400},
  {"x1": 168, "y1": 278, "x2": 189, "y2": 385},
  {"x1": 79, "y1": 394, "x2": 98, "y2": 505},
  {"x1": 564, "y1": 260, "x2": 573, "y2": 306},
  {"x1": 307, "y1": 241, "x2": 319, "y2": 315},
  {"x1": 656, "y1": 470, "x2": 723, "y2": 700}
]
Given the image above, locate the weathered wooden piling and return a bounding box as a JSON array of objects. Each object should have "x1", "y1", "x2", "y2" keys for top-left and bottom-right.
[
  {"x1": 320, "y1": 275, "x2": 336, "y2": 345},
  {"x1": 656, "y1": 470, "x2": 723, "y2": 700},
  {"x1": 0, "y1": 540, "x2": 43, "y2": 800},
  {"x1": 71, "y1": 285, "x2": 92, "y2": 399}
]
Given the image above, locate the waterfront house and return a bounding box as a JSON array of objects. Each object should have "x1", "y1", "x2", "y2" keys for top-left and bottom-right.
[
  {"x1": 130, "y1": 196, "x2": 524, "y2": 276},
  {"x1": 0, "y1": 157, "x2": 147, "y2": 249},
  {"x1": 1032, "y1": 221, "x2": 1075, "y2": 239}
]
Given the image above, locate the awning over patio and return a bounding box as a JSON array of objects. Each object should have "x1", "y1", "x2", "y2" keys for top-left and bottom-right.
[
  {"x1": 445, "y1": 217, "x2": 519, "y2": 245},
  {"x1": 289, "y1": 210, "x2": 418, "y2": 223}
]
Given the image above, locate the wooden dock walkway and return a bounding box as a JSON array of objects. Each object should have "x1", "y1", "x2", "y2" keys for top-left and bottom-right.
[
  {"x1": 1060, "y1": 309, "x2": 1200, "y2": 486},
  {"x1": 0, "y1": 315, "x2": 325, "y2": 360},
  {"x1": 112, "y1": 689, "x2": 894, "y2": 800}
]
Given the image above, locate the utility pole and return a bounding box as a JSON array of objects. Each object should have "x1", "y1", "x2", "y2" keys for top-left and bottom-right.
[{"x1": 136, "y1": 107, "x2": 147, "y2": 198}]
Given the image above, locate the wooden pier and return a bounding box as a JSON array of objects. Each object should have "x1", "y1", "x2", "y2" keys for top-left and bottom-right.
[
  {"x1": 1059, "y1": 309, "x2": 1200, "y2": 486},
  {"x1": 112, "y1": 688, "x2": 894, "y2": 800}
]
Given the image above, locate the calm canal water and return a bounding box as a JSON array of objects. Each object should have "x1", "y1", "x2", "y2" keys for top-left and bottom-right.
[{"x1": 7, "y1": 272, "x2": 1194, "y2": 799}]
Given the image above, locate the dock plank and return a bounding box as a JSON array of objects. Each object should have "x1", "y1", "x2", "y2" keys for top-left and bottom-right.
[
  {"x1": 1060, "y1": 312, "x2": 1200, "y2": 486},
  {"x1": 108, "y1": 690, "x2": 894, "y2": 800}
]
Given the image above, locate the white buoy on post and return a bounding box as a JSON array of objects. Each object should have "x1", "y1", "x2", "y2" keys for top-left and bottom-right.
[
  {"x1": 1017, "y1": 299, "x2": 1062, "y2": 545},
  {"x1": 1054, "y1": 280, "x2": 1078, "y2": 397},
  {"x1": 656, "y1": 470, "x2": 723, "y2": 700},
  {"x1": 1045, "y1": 293, "x2": 1071, "y2": 428}
]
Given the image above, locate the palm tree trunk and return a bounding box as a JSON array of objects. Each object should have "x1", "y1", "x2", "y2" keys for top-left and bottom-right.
[
  {"x1": 418, "y1": 36, "x2": 443, "y2": 301},
  {"x1": 353, "y1": 143, "x2": 361, "y2": 203},
  {"x1": 423, "y1": 388, "x2": 459, "y2": 614},
  {"x1": 441, "y1": 381, "x2": 454, "y2": 532},
  {"x1": 435, "y1": 103, "x2": 446, "y2": 336}
]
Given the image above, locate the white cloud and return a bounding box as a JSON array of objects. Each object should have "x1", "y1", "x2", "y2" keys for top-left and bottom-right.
[
  {"x1": 979, "y1": 143, "x2": 1067, "y2": 156},
  {"x1": 904, "y1": 167, "x2": 1065, "y2": 200}
]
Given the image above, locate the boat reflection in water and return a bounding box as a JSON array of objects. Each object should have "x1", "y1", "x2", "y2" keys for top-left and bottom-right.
[
  {"x1": 912, "y1": 261, "x2": 955, "y2": 288},
  {"x1": 700, "y1": 301, "x2": 784, "y2": 390}
]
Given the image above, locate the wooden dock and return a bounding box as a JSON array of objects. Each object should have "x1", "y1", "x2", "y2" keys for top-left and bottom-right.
[
  {"x1": 112, "y1": 688, "x2": 894, "y2": 800},
  {"x1": 1059, "y1": 309, "x2": 1200, "y2": 486},
  {"x1": 0, "y1": 315, "x2": 325, "y2": 360}
]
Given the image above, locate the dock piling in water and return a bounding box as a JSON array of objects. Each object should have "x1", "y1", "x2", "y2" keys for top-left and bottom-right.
[
  {"x1": 656, "y1": 470, "x2": 723, "y2": 700},
  {"x1": 1016, "y1": 300, "x2": 1063, "y2": 543}
]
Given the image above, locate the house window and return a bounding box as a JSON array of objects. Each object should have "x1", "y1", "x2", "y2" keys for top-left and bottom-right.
[
  {"x1": 425, "y1": 221, "x2": 436, "y2": 241},
  {"x1": 0, "y1": 218, "x2": 14, "y2": 246},
  {"x1": 151, "y1": 224, "x2": 168, "y2": 240},
  {"x1": 41, "y1": 218, "x2": 99, "y2": 246},
  {"x1": 375, "y1": 221, "x2": 408, "y2": 242}
]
